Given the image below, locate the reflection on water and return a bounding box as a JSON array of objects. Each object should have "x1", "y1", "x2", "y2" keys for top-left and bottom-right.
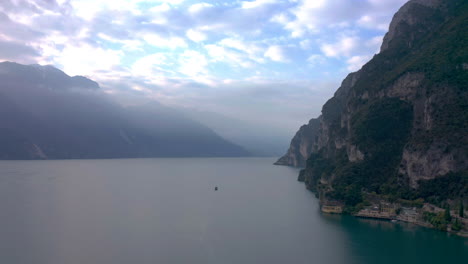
[
  {"x1": 0, "y1": 158, "x2": 466, "y2": 264},
  {"x1": 323, "y1": 214, "x2": 468, "y2": 264}
]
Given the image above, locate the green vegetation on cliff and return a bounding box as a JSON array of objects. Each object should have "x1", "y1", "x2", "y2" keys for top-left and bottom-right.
[
  {"x1": 297, "y1": 0, "x2": 468, "y2": 211},
  {"x1": 417, "y1": 171, "x2": 468, "y2": 205}
]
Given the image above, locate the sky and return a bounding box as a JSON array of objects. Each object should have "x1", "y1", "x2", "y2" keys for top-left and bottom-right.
[{"x1": 0, "y1": 0, "x2": 408, "y2": 135}]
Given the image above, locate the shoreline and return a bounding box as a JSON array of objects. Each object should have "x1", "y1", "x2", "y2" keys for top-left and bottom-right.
[{"x1": 320, "y1": 204, "x2": 468, "y2": 238}]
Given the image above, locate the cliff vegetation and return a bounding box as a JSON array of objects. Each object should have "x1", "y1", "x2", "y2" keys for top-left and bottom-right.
[{"x1": 280, "y1": 0, "x2": 468, "y2": 233}]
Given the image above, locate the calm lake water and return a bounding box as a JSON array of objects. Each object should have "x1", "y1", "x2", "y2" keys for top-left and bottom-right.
[{"x1": 0, "y1": 158, "x2": 466, "y2": 264}]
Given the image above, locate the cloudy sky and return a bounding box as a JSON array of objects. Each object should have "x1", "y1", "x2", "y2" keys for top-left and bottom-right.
[{"x1": 0, "y1": 0, "x2": 407, "y2": 135}]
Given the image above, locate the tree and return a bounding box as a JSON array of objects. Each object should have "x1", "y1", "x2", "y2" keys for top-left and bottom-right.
[
  {"x1": 460, "y1": 201, "x2": 464, "y2": 218},
  {"x1": 445, "y1": 205, "x2": 452, "y2": 222},
  {"x1": 452, "y1": 218, "x2": 463, "y2": 231}
]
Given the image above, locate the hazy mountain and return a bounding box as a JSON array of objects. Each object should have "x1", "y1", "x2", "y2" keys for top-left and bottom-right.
[
  {"x1": 183, "y1": 109, "x2": 291, "y2": 156},
  {"x1": 274, "y1": 118, "x2": 320, "y2": 167},
  {"x1": 0, "y1": 61, "x2": 249, "y2": 159}
]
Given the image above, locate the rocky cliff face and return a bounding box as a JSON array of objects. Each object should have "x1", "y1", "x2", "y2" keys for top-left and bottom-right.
[
  {"x1": 274, "y1": 118, "x2": 320, "y2": 167},
  {"x1": 286, "y1": 0, "x2": 467, "y2": 206}
]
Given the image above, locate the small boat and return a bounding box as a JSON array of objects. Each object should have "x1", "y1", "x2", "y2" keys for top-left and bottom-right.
[{"x1": 214, "y1": 186, "x2": 218, "y2": 191}]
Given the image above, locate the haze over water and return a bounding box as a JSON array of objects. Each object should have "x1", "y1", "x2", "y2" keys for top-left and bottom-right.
[{"x1": 0, "y1": 158, "x2": 466, "y2": 264}]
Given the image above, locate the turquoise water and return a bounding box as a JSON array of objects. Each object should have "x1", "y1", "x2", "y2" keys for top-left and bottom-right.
[{"x1": 0, "y1": 158, "x2": 466, "y2": 264}]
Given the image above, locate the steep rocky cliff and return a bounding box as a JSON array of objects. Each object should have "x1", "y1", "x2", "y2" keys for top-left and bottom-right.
[
  {"x1": 288, "y1": 0, "x2": 467, "y2": 208},
  {"x1": 274, "y1": 118, "x2": 320, "y2": 167}
]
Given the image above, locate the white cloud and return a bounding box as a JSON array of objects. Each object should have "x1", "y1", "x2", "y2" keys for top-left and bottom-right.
[
  {"x1": 278, "y1": 0, "x2": 405, "y2": 38},
  {"x1": 320, "y1": 36, "x2": 359, "y2": 58},
  {"x1": 155, "y1": 0, "x2": 186, "y2": 5},
  {"x1": 70, "y1": 1, "x2": 105, "y2": 21},
  {"x1": 264, "y1": 45, "x2": 289, "y2": 63},
  {"x1": 98, "y1": 33, "x2": 143, "y2": 51},
  {"x1": 270, "y1": 13, "x2": 289, "y2": 24},
  {"x1": 283, "y1": 0, "x2": 326, "y2": 37},
  {"x1": 307, "y1": 54, "x2": 326, "y2": 66},
  {"x1": 367, "y1": 0, "x2": 408, "y2": 10},
  {"x1": 142, "y1": 33, "x2": 188, "y2": 49},
  {"x1": 71, "y1": 0, "x2": 140, "y2": 21},
  {"x1": 186, "y1": 29, "x2": 207, "y2": 43},
  {"x1": 149, "y1": 3, "x2": 171, "y2": 13},
  {"x1": 366, "y1": 35, "x2": 384, "y2": 52},
  {"x1": 131, "y1": 53, "x2": 169, "y2": 77},
  {"x1": 205, "y1": 44, "x2": 254, "y2": 68},
  {"x1": 219, "y1": 38, "x2": 248, "y2": 51},
  {"x1": 241, "y1": 0, "x2": 277, "y2": 9},
  {"x1": 70, "y1": 0, "x2": 185, "y2": 21},
  {"x1": 188, "y1": 3, "x2": 213, "y2": 13},
  {"x1": 205, "y1": 44, "x2": 226, "y2": 61},
  {"x1": 357, "y1": 15, "x2": 388, "y2": 31},
  {"x1": 346, "y1": 55, "x2": 371, "y2": 71},
  {"x1": 51, "y1": 44, "x2": 122, "y2": 76},
  {"x1": 219, "y1": 38, "x2": 265, "y2": 63},
  {"x1": 146, "y1": 3, "x2": 172, "y2": 25},
  {"x1": 0, "y1": 0, "x2": 412, "y2": 133},
  {"x1": 178, "y1": 50, "x2": 208, "y2": 77}
]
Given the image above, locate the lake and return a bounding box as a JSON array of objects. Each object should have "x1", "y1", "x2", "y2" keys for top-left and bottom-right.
[{"x1": 0, "y1": 158, "x2": 466, "y2": 264}]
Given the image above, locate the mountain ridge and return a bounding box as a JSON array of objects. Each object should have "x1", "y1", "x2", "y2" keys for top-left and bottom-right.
[
  {"x1": 274, "y1": 118, "x2": 320, "y2": 167},
  {"x1": 278, "y1": 0, "x2": 467, "y2": 216},
  {"x1": 0, "y1": 61, "x2": 250, "y2": 159}
]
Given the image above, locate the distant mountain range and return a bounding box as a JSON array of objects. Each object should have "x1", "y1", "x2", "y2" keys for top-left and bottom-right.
[
  {"x1": 183, "y1": 109, "x2": 291, "y2": 156},
  {"x1": 0, "y1": 61, "x2": 249, "y2": 159}
]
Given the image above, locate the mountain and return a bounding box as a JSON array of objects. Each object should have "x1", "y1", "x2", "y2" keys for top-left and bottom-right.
[
  {"x1": 0, "y1": 62, "x2": 249, "y2": 159},
  {"x1": 184, "y1": 109, "x2": 291, "y2": 156},
  {"x1": 274, "y1": 118, "x2": 320, "y2": 167},
  {"x1": 278, "y1": 0, "x2": 467, "y2": 214}
]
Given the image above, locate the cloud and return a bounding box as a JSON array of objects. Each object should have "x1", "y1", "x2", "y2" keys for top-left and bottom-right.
[
  {"x1": 357, "y1": 15, "x2": 388, "y2": 31},
  {"x1": 186, "y1": 29, "x2": 207, "y2": 42},
  {"x1": 131, "y1": 53, "x2": 170, "y2": 77},
  {"x1": 346, "y1": 55, "x2": 372, "y2": 71},
  {"x1": 51, "y1": 43, "x2": 122, "y2": 76},
  {"x1": 282, "y1": 0, "x2": 327, "y2": 37},
  {"x1": 188, "y1": 3, "x2": 213, "y2": 13},
  {"x1": 205, "y1": 44, "x2": 250, "y2": 68},
  {"x1": 97, "y1": 33, "x2": 143, "y2": 51},
  {"x1": 0, "y1": 40, "x2": 40, "y2": 63},
  {"x1": 276, "y1": 0, "x2": 406, "y2": 37},
  {"x1": 156, "y1": 0, "x2": 186, "y2": 5},
  {"x1": 142, "y1": 33, "x2": 188, "y2": 49},
  {"x1": 320, "y1": 36, "x2": 360, "y2": 58},
  {"x1": 0, "y1": 0, "x2": 65, "y2": 17},
  {"x1": 264, "y1": 45, "x2": 289, "y2": 62},
  {"x1": 178, "y1": 50, "x2": 208, "y2": 77},
  {"x1": 106, "y1": 76, "x2": 339, "y2": 134},
  {"x1": 270, "y1": 13, "x2": 286, "y2": 24},
  {"x1": 241, "y1": 0, "x2": 278, "y2": 9},
  {"x1": 307, "y1": 54, "x2": 326, "y2": 66},
  {"x1": 69, "y1": 0, "x2": 185, "y2": 21},
  {"x1": 0, "y1": 0, "x2": 409, "y2": 132},
  {"x1": 366, "y1": 35, "x2": 384, "y2": 52},
  {"x1": 219, "y1": 38, "x2": 265, "y2": 64},
  {"x1": 0, "y1": 11, "x2": 44, "y2": 42}
]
